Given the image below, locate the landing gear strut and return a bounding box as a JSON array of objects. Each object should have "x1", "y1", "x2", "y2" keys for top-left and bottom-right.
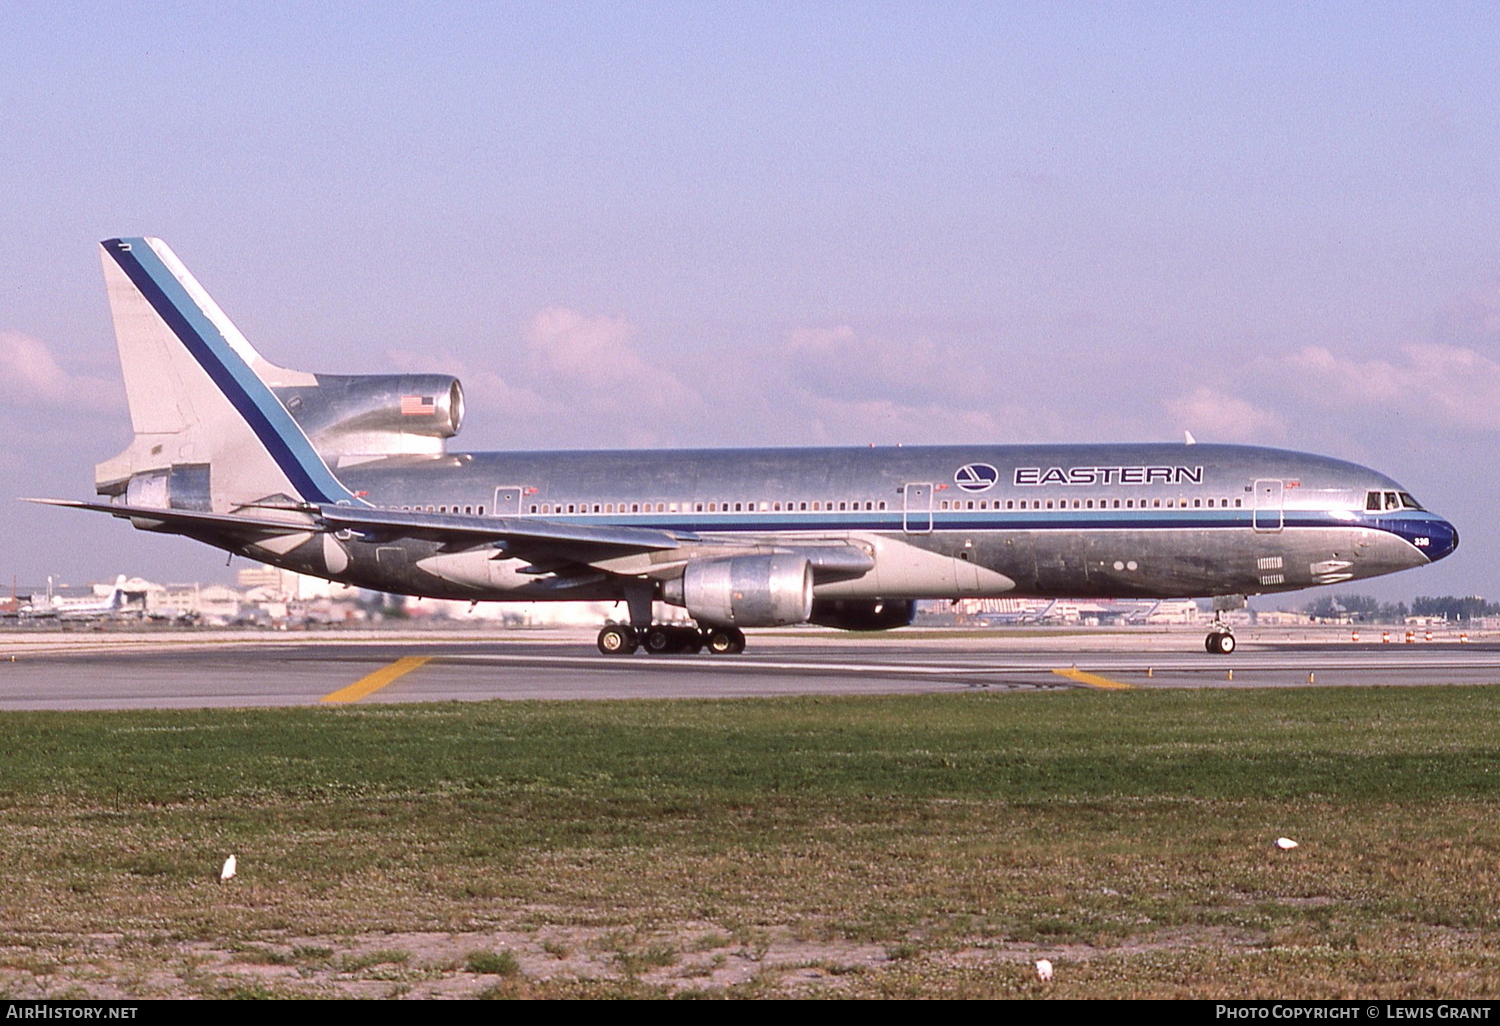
[{"x1": 596, "y1": 624, "x2": 746, "y2": 656}]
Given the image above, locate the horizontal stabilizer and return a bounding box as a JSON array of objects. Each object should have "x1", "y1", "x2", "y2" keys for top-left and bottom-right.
[{"x1": 25, "y1": 498, "x2": 318, "y2": 539}]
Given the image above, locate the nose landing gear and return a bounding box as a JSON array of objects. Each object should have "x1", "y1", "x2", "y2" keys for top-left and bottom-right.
[
  {"x1": 1205, "y1": 610, "x2": 1236, "y2": 654},
  {"x1": 1205, "y1": 628, "x2": 1236, "y2": 654}
]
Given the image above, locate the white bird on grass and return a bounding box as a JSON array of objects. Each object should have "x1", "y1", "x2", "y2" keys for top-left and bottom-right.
[
  {"x1": 1275, "y1": 837, "x2": 1299, "y2": 850},
  {"x1": 1035, "y1": 959, "x2": 1053, "y2": 982},
  {"x1": 220, "y1": 854, "x2": 237, "y2": 881}
]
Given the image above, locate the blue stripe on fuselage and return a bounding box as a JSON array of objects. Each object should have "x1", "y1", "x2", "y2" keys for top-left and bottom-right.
[
  {"x1": 102, "y1": 238, "x2": 360, "y2": 507},
  {"x1": 486, "y1": 509, "x2": 1447, "y2": 546}
]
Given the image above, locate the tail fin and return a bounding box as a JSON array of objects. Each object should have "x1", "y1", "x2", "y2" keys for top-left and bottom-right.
[{"x1": 95, "y1": 237, "x2": 359, "y2": 510}]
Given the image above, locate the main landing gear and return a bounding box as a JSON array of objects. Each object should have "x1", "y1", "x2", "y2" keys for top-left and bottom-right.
[{"x1": 596, "y1": 624, "x2": 747, "y2": 656}]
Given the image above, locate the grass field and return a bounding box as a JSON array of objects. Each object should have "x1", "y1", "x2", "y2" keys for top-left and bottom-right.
[{"x1": 1, "y1": 686, "x2": 1498, "y2": 998}]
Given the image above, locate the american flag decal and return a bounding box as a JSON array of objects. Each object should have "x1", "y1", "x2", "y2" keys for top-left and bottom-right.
[{"x1": 400, "y1": 395, "x2": 435, "y2": 416}]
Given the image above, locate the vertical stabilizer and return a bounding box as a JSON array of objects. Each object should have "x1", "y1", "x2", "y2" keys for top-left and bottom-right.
[{"x1": 96, "y1": 237, "x2": 359, "y2": 510}]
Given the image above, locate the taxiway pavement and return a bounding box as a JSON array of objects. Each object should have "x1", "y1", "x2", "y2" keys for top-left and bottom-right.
[{"x1": 2, "y1": 627, "x2": 1498, "y2": 710}]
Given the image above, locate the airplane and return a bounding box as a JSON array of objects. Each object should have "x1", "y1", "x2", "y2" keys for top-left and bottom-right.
[
  {"x1": 30, "y1": 237, "x2": 1459, "y2": 656},
  {"x1": 19, "y1": 574, "x2": 134, "y2": 620}
]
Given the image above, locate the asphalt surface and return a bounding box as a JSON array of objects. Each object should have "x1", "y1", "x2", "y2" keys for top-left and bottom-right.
[{"x1": 2, "y1": 626, "x2": 1499, "y2": 710}]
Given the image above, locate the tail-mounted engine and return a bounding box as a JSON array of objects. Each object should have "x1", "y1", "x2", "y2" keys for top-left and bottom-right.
[
  {"x1": 662, "y1": 554, "x2": 814, "y2": 627},
  {"x1": 272, "y1": 374, "x2": 464, "y2": 462}
]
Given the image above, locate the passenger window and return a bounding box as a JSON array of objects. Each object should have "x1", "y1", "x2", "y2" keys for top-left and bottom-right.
[{"x1": 878, "y1": 501, "x2": 886, "y2": 510}]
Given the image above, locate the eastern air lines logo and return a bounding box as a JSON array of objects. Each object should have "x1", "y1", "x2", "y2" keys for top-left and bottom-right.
[{"x1": 954, "y1": 463, "x2": 1000, "y2": 492}]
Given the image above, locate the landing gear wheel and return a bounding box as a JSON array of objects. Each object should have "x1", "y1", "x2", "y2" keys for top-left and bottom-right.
[
  {"x1": 644, "y1": 626, "x2": 681, "y2": 654},
  {"x1": 704, "y1": 627, "x2": 746, "y2": 654},
  {"x1": 597, "y1": 625, "x2": 638, "y2": 655},
  {"x1": 704, "y1": 627, "x2": 746, "y2": 655},
  {"x1": 1206, "y1": 631, "x2": 1236, "y2": 655},
  {"x1": 677, "y1": 627, "x2": 704, "y2": 654}
]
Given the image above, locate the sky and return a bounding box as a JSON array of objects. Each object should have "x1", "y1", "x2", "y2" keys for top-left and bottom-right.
[{"x1": 1, "y1": 2, "x2": 1498, "y2": 603}]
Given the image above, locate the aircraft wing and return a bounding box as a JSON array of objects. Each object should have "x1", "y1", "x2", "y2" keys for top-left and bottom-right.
[
  {"x1": 313, "y1": 504, "x2": 681, "y2": 555},
  {"x1": 30, "y1": 499, "x2": 871, "y2": 580}
]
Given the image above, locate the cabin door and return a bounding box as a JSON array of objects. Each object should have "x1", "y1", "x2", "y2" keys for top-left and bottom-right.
[
  {"x1": 1252, "y1": 479, "x2": 1284, "y2": 533},
  {"x1": 903, "y1": 483, "x2": 933, "y2": 534}
]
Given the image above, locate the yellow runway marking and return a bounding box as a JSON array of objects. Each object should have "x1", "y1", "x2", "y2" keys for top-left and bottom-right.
[
  {"x1": 321, "y1": 656, "x2": 433, "y2": 703},
  {"x1": 1052, "y1": 667, "x2": 1134, "y2": 690}
]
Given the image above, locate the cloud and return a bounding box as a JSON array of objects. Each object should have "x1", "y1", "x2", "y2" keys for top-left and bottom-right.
[
  {"x1": 525, "y1": 306, "x2": 696, "y2": 413},
  {"x1": 387, "y1": 306, "x2": 705, "y2": 448},
  {"x1": 1163, "y1": 386, "x2": 1286, "y2": 443},
  {"x1": 0, "y1": 331, "x2": 118, "y2": 409},
  {"x1": 784, "y1": 323, "x2": 990, "y2": 404},
  {"x1": 1282, "y1": 344, "x2": 1500, "y2": 431},
  {"x1": 1437, "y1": 282, "x2": 1500, "y2": 345}
]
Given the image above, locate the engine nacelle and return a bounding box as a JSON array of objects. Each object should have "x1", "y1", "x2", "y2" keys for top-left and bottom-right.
[
  {"x1": 272, "y1": 374, "x2": 464, "y2": 460},
  {"x1": 663, "y1": 554, "x2": 813, "y2": 627},
  {"x1": 808, "y1": 598, "x2": 917, "y2": 632}
]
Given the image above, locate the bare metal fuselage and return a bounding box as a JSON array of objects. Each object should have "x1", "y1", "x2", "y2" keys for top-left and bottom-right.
[{"x1": 227, "y1": 441, "x2": 1455, "y2": 606}]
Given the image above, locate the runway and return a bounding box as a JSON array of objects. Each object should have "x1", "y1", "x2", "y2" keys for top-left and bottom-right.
[{"x1": 3, "y1": 626, "x2": 1499, "y2": 710}]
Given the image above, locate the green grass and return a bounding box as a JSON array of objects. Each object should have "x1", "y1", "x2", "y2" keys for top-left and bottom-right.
[
  {"x1": 0, "y1": 687, "x2": 1497, "y2": 997},
  {"x1": 465, "y1": 950, "x2": 520, "y2": 976}
]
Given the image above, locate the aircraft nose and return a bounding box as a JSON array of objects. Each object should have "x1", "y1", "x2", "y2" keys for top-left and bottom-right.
[
  {"x1": 1376, "y1": 513, "x2": 1458, "y2": 564},
  {"x1": 1426, "y1": 517, "x2": 1459, "y2": 562}
]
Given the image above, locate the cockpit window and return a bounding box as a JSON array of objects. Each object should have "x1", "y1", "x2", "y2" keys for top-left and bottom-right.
[{"x1": 1366, "y1": 489, "x2": 1425, "y2": 512}]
